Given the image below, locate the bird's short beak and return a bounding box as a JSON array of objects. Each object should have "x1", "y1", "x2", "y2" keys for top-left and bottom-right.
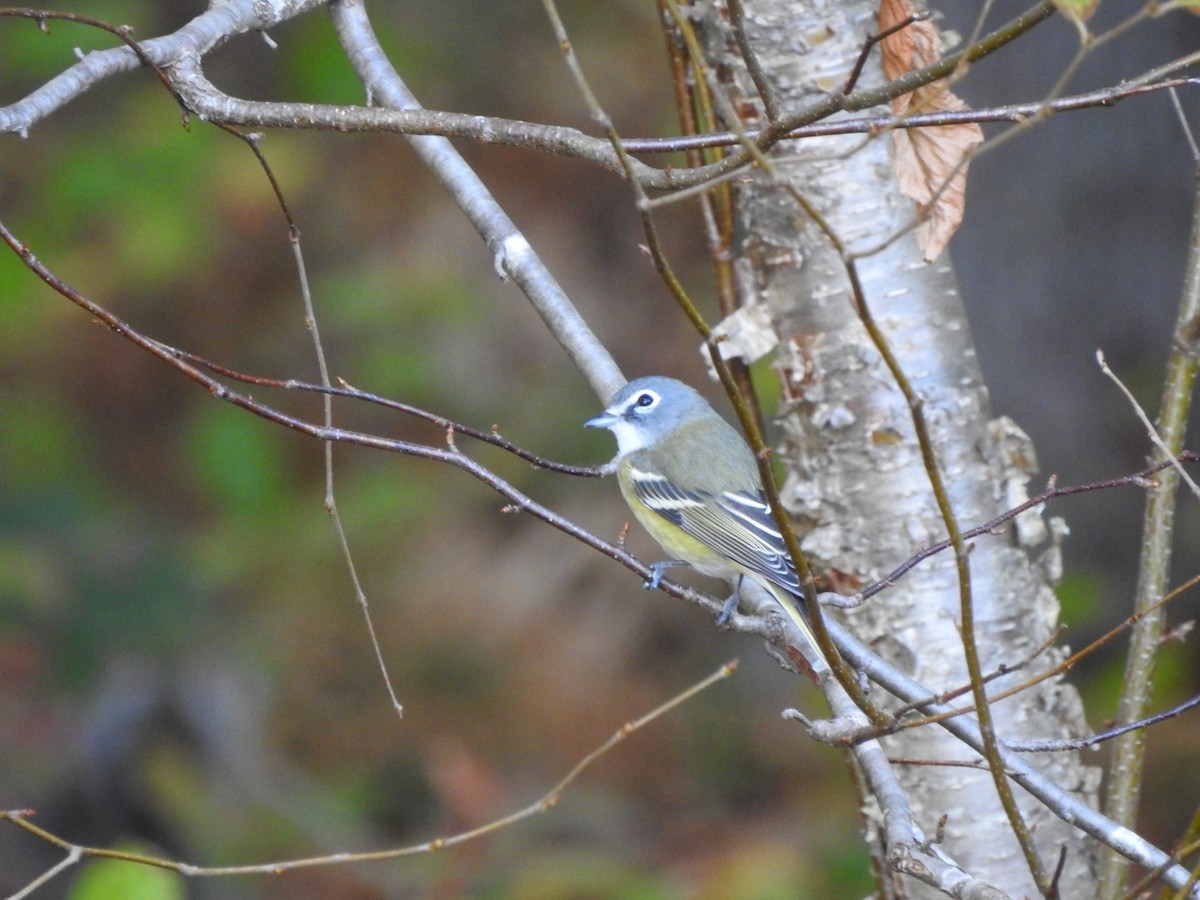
[{"x1": 585, "y1": 411, "x2": 618, "y2": 429}]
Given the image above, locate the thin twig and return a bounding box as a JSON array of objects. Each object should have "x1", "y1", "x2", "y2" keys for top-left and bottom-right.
[
  {"x1": 1097, "y1": 349, "x2": 1200, "y2": 497},
  {"x1": 149, "y1": 345, "x2": 608, "y2": 476},
  {"x1": 619, "y1": 77, "x2": 1200, "y2": 155},
  {"x1": 1008, "y1": 693, "x2": 1200, "y2": 753},
  {"x1": 870, "y1": 572, "x2": 1200, "y2": 743},
  {"x1": 726, "y1": 0, "x2": 781, "y2": 121},
  {"x1": 839, "y1": 11, "x2": 931, "y2": 96},
  {"x1": 1171, "y1": 85, "x2": 1200, "y2": 162},
  {"x1": 0, "y1": 662, "x2": 736, "y2": 890},
  {"x1": 863, "y1": 453, "x2": 1200, "y2": 601}
]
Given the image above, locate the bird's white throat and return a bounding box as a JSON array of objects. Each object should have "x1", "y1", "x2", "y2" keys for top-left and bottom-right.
[{"x1": 608, "y1": 420, "x2": 653, "y2": 458}]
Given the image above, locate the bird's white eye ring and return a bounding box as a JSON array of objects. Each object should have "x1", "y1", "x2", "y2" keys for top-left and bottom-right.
[{"x1": 633, "y1": 391, "x2": 659, "y2": 410}]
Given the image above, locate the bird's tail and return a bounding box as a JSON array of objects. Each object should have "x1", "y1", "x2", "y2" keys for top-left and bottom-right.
[{"x1": 760, "y1": 580, "x2": 830, "y2": 679}]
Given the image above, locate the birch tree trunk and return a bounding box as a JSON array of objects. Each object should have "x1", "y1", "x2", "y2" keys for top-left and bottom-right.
[{"x1": 693, "y1": 1, "x2": 1099, "y2": 895}]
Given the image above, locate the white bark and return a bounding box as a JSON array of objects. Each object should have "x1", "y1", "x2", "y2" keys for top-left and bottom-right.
[{"x1": 694, "y1": 1, "x2": 1099, "y2": 895}]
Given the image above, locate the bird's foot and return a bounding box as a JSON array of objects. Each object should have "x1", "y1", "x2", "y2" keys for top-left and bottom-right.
[
  {"x1": 643, "y1": 560, "x2": 687, "y2": 590},
  {"x1": 715, "y1": 592, "x2": 740, "y2": 626}
]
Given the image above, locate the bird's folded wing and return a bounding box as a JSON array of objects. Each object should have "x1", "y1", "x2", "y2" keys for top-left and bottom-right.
[{"x1": 628, "y1": 467, "x2": 802, "y2": 595}]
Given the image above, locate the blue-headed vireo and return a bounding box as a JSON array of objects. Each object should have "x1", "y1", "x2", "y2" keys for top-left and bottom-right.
[{"x1": 586, "y1": 376, "x2": 819, "y2": 659}]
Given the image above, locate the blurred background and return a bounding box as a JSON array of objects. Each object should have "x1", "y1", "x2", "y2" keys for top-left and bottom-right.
[{"x1": 0, "y1": 1, "x2": 1198, "y2": 897}]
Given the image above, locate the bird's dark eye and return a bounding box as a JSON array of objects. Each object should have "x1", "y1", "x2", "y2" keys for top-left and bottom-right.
[{"x1": 635, "y1": 391, "x2": 657, "y2": 408}]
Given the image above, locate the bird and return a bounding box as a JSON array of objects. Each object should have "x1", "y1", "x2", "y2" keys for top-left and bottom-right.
[{"x1": 585, "y1": 376, "x2": 821, "y2": 662}]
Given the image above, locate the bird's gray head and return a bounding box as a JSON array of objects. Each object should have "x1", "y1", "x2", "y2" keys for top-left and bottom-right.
[{"x1": 584, "y1": 376, "x2": 713, "y2": 457}]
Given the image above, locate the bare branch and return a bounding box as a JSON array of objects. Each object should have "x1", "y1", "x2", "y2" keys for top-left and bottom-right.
[
  {"x1": 3, "y1": 0, "x2": 1193, "y2": 213},
  {"x1": 152, "y1": 345, "x2": 610, "y2": 476},
  {"x1": 326, "y1": 0, "x2": 623, "y2": 401},
  {"x1": 1007, "y1": 694, "x2": 1200, "y2": 753},
  {"x1": 864, "y1": 453, "x2": 1200, "y2": 602},
  {"x1": 826, "y1": 620, "x2": 1200, "y2": 897},
  {"x1": 0, "y1": 1, "x2": 327, "y2": 134},
  {"x1": 1, "y1": 661, "x2": 737, "y2": 891}
]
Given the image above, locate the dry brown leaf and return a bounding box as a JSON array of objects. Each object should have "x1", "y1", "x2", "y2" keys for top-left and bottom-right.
[
  {"x1": 878, "y1": 0, "x2": 983, "y2": 261},
  {"x1": 879, "y1": 0, "x2": 920, "y2": 84},
  {"x1": 892, "y1": 96, "x2": 981, "y2": 262}
]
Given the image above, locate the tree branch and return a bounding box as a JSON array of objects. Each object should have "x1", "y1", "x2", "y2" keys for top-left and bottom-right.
[{"x1": 326, "y1": 0, "x2": 623, "y2": 401}]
